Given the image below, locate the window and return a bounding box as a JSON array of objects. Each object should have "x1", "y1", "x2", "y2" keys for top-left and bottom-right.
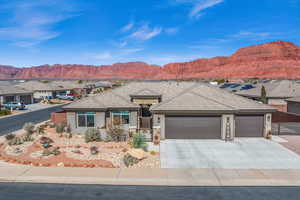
[
  {"x1": 112, "y1": 111, "x2": 130, "y2": 125},
  {"x1": 77, "y1": 112, "x2": 95, "y2": 127}
]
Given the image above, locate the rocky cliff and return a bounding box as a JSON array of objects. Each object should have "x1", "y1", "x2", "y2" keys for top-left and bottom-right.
[{"x1": 1, "y1": 41, "x2": 300, "y2": 80}]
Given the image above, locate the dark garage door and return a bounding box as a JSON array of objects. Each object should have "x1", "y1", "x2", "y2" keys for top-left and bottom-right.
[
  {"x1": 165, "y1": 116, "x2": 221, "y2": 139},
  {"x1": 235, "y1": 115, "x2": 264, "y2": 137},
  {"x1": 20, "y1": 95, "x2": 32, "y2": 104}
]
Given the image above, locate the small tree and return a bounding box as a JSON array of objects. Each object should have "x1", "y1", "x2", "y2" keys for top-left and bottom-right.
[
  {"x1": 85, "y1": 128, "x2": 101, "y2": 143},
  {"x1": 23, "y1": 122, "x2": 35, "y2": 136},
  {"x1": 260, "y1": 86, "x2": 268, "y2": 104}
]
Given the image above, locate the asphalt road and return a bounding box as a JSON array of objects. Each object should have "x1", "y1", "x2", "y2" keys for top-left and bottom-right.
[
  {"x1": 0, "y1": 183, "x2": 299, "y2": 200},
  {"x1": 0, "y1": 105, "x2": 65, "y2": 136}
]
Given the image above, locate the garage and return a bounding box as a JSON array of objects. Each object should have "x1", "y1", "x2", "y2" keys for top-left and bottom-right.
[
  {"x1": 165, "y1": 115, "x2": 221, "y2": 139},
  {"x1": 20, "y1": 95, "x2": 33, "y2": 104},
  {"x1": 235, "y1": 115, "x2": 264, "y2": 137}
]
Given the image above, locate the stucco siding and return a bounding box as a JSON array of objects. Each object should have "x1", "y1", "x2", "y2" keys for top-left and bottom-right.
[{"x1": 268, "y1": 98, "x2": 287, "y2": 105}]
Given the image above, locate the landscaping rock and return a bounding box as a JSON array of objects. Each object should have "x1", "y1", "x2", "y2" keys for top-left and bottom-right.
[{"x1": 127, "y1": 148, "x2": 147, "y2": 160}]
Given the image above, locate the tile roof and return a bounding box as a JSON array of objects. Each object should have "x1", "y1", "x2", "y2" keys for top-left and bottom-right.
[
  {"x1": 0, "y1": 85, "x2": 33, "y2": 95},
  {"x1": 65, "y1": 81, "x2": 275, "y2": 113},
  {"x1": 286, "y1": 97, "x2": 300, "y2": 103},
  {"x1": 236, "y1": 80, "x2": 300, "y2": 98}
]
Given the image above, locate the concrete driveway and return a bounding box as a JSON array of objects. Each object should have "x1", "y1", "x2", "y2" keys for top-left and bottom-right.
[{"x1": 160, "y1": 139, "x2": 300, "y2": 169}]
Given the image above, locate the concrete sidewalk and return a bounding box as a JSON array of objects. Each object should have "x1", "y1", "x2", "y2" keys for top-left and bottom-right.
[{"x1": 0, "y1": 161, "x2": 300, "y2": 186}]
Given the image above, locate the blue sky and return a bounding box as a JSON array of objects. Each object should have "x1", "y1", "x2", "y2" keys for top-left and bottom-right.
[{"x1": 0, "y1": 0, "x2": 299, "y2": 67}]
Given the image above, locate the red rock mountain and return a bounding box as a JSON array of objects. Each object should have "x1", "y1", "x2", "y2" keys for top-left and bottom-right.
[{"x1": 1, "y1": 41, "x2": 300, "y2": 80}]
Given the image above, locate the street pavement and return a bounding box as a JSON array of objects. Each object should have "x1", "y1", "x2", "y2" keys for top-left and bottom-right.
[
  {"x1": 0, "y1": 182, "x2": 299, "y2": 200},
  {"x1": 0, "y1": 104, "x2": 65, "y2": 136}
]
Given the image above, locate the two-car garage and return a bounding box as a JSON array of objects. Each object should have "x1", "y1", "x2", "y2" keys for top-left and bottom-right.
[
  {"x1": 164, "y1": 114, "x2": 264, "y2": 139},
  {"x1": 165, "y1": 115, "x2": 221, "y2": 139}
]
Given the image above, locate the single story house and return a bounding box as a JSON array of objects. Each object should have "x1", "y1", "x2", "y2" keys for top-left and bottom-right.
[
  {"x1": 63, "y1": 81, "x2": 275, "y2": 141},
  {"x1": 236, "y1": 80, "x2": 300, "y2": 112},
  {"x1": 17, "y1": 81, "x2": 89, "y2": 101},
  {"x1": 0, "y1": 85, "x2": 33, "y2": 105},
  {"x1": 286, "y1": 97, "x2": 300, "y2": 115}
]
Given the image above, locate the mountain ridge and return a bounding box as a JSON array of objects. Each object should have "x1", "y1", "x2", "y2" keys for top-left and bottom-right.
[{"x1": 1, "y1": 40, "x2": 300, "y2": 80}]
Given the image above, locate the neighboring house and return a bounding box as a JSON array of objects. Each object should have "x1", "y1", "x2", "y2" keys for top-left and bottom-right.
[
  {"x1": 17, "y1": 81, "x2": 89, "y2": 101},
  {"x1": 63, "y1": 81, "x2": 275, "y2": 141},
  {"x1": 219, "y1": 83, "x2": 256, "y2": 93},
  {"x1": 236, "y1": 80, "x2": 300, "y2": 112},
  {"x1": 286, "y1": 97, "x2": 300, "y2": 115},
  {"x1": 0, "y1": 85, "x2": 33, "y2": 105}
]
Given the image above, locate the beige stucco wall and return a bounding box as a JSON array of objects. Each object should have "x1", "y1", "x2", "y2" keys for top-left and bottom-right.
[
  {"x1": 34, "y1": 91, "x2": 53, "y2": 99},
  {"x1": 67, "y1": 111, "x2": 105, "y2": 135},
  {"x1": 268, "y1": 98, "x2": 287, "y2": 105},
  {"x1": 264, "y1": 113, "x2": 272, "y2": 137},
  {"x1": 221, "y1": 114, "x2": 235, "y2": 140},
  {"x1": 153, "y1": 114, "x2": 165, "y2": 139}
]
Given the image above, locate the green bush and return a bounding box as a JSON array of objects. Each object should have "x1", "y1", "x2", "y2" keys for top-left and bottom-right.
[
  {"x1": 5, "y1": 133, "x2": 15, "y2": 141},
  {"x1": 23, "y1": 122, "x2": 35, "y2": 136},
  {"x1": 123, "y1": 154, "x2": 139, "y2": 167},
  {"x1": 85, "y1": 128, "x2": 101, "y2": 143},
  {"x1": 42, "y1": 148, "x2": 60, "y2": 156},
  {"x1": 0, "y1": 110, "x2": 12, "y2": 116},
  {"x1": 132, "y1": 133, "x2": 148, "y2": 151}
]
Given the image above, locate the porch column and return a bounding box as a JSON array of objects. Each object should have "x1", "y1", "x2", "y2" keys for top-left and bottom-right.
[
  {"x1": 221, "y1": 114, "x2": 234, "y2": 140},
  {"x1": 153, "y1": 114, "x2": 165, "y2": 140},
  {"x1": 264, "y1": 113, "x2": 272, "y2": 138}
]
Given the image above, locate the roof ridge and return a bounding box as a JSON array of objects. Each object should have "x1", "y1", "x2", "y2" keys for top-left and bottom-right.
[
  {"x1": 189, "y1": 90, "x2": 236, "y2": 110},
  {"x1": 150, "y1": 83, "x2": 201, "y2": 110}
]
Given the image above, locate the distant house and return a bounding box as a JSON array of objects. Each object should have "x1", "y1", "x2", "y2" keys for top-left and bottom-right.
[
  {"x1": 286, "y1": 97, "x2": 300, "y2": 115},
  {"x1": 17, "y1": 81, "x2": 89, "y2": 101},
  {"x1": 0, "y1": 84, "x2": 33, "y2": 105},
  {"x1": 236, "y1": 80, "x2": 300, "y2": 112},
  {"x1": 62, "y1": 81, "x2": 275, "y2": 140}
]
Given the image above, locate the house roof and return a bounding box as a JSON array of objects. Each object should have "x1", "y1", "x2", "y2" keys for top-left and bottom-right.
[
  {"x1": 16, "y1": 81, "x2": 88, "y2": 92},
  {"x1": 236, "y1": 80, "x2": 300, "y2": 98},
  {"x1": 286, "y1": 97, "x2": 300, "y2": 103},
  {"x1": 130, "y1": 88, "x2": 161, "y2": 97},
  {"x1": 0, "y1": 85, "x2": 33, "y2": 95},
  {"x1": 151, "y1": 83, "x2": 275, "y2": 113},
  {"x1": 63, "y1": 91, "x2": 139, "y2": 111},
  {"x1": 65, "y1": 81, "x2": 275, "y2": 113}
]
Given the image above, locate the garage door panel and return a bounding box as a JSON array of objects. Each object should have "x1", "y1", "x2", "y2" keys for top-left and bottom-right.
[
  {"x1": 235, "y1": 115, "x2": 264, "y2": 137},
  {"x1": 165, "y1": 116, "x2": 221, "y2": 139}
]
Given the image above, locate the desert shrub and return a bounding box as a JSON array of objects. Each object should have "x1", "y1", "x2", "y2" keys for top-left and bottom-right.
[
  {"x1": 22, "y1": 134, "x2": 34, "y2": 142},
  {"x1": 42, "y1": 149, "x2": 52, "y2": 156},
  {"x1": 123, "y1": 154, "x2": 139, "y2": 167},
  {"x1": 132, "y1": 133, "x2": 148, "y2": 152},
  {"x1": 42, "y1": 147, "x2": 60, "y2": 156},
  {"x1": 150, "y1": 151, "x2": 157, "y2": 155},
  {"x1": 23, "y1": 122, "x2": 35, "y2": 136},
  {"x1": 40, "y1": 136, "x2": 54, "y2": 148},
  {"x1": 0, "y1": 110, "x2": 12, "y2": 116},
  {"x1": 90, "y1": 146, "x2": 99, "y2": 155},
  {"x1": 85, "y1": 128, "x2": 101, "y2": 143},
  {"x1": 36, "y1": 126, "x2": 45, "y2": 135},
  {"x1": 106, "y1": 124, "x2": 126, "y2": 142},
  {"x1": 8, "y1": 137, "x2": 23, "y2": 146},
  {"x1": 5, "y1": 133, "x2": 15, "y2": 141},
  {"x1": 55, "y1": 123, "x2": 65, "y2": 134}
]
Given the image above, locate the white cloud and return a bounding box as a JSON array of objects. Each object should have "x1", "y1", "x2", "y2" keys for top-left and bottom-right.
[
  {"x1": 0, "y1": 0, "x2": 80, "y2": 47},
  {"x1": 89, "y1": 52, "x2": 113, "y2": 60},
  {"x1": 174, "y1": 0, "x2": 224, "y2": 19},
  {"x1": 231, "y1": 31, "x2": 272, "y2": 40},
  {"x1": 129, "y1": 24, "x2": 162, "y2": 40},
  {"x1": 165, "y1": 27, "x2": 179, "y2": 35},
  {"x1": 121, "y1": 21, "x2": 135, "y2": 32}
]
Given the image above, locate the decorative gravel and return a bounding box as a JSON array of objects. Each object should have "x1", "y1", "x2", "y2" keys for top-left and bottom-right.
[
  {"x1": 30, "y1": 150, "x2": 54, "y2": 159},
  {"x1": 5, "y1": 142, "x2": 33, "y2": 156},
  {"x1": 63, "y1": 147, "x2": 123, "y2": 167},
  {"x1": 126, "y1": 154, "x2": 160, "y2": 168}
]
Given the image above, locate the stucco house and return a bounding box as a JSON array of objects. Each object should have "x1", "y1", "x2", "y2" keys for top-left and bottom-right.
[
  {"x1": 236, "y1": 80, "x2": 300, "y2": 112},
  {"x1": 63, "y1": 81, "x2": 275, "y2": 141},
  {"x1": 0, "y1": 84, "x2": 33, "y2": 106}
]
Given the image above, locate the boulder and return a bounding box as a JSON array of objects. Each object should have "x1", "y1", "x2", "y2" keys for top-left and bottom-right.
[{"x1": 127, "y1": 148, "x2": 147, "y2": 160}]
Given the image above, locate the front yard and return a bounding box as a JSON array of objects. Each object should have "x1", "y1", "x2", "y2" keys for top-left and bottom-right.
[{"x1": 0, "y1": 122, "x2": 160, "y2": 168}]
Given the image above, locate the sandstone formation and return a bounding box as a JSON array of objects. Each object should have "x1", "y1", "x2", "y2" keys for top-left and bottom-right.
[{"x1": 1, "y1": 41, "x2": 300, "y2": 80}]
